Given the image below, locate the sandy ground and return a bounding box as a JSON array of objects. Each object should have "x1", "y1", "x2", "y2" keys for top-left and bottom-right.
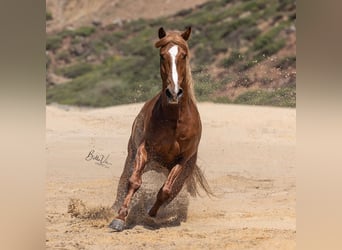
[{"x1": 46, "y1": 102, "x2": 296, "y2": 249}]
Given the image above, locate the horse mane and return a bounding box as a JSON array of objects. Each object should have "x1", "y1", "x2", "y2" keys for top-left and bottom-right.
[{"x1": 155, "y1": 31, "x2": 197, "y2": 103}]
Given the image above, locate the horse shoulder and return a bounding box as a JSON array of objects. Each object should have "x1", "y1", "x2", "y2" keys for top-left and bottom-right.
[{"x1": 179, "y1": 103, "x2": 201, "y2": 134}]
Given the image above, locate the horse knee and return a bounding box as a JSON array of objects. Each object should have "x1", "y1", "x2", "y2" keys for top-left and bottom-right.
[
  {"x1": 163, "y1": 185, "x2": 171, "y2": 196},
  {"x1": 157, "y1": 185, "x2": 171, "y2": 201},
  {"x1": 129, "y1": 176, "x2": 142, "y2": 190}
]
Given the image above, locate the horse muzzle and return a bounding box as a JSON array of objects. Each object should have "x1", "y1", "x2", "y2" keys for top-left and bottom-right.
[{"x1": 165, "y1": 87, "x2": 183, "y2": 104}]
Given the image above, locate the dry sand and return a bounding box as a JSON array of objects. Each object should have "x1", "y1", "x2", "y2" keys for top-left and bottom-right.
[{"x1": 46, "y1": 102, "x2": 296, "y2": 249}]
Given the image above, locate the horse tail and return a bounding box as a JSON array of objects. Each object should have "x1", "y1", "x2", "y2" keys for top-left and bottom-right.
[{"x1": 186, "y1": 164, "x2": 214, "y2": 197}]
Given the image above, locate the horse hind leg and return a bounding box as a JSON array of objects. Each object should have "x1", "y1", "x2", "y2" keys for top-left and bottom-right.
[{"x1": 148, "y1": 161, "x2": 195, "y2": 218}]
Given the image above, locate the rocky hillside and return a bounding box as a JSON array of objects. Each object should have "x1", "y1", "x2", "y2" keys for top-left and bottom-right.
[
  {"x1": 46, "y1": 0, "x2": 208, "y2": 33},
  {"x1": 46, "y1": 0, "x2": 296, "y2": 107}
]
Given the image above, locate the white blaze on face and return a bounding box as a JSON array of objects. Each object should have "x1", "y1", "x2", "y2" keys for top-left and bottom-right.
[{"x1": 168, "y1": 45, "x2": 179, "y2": 94}]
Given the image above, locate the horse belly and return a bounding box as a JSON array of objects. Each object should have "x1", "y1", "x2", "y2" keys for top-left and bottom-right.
[{"x1": 147, "y1": 138, "x2": 180, "y2": 164}]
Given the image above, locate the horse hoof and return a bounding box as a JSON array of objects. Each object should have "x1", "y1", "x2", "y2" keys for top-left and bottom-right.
[{"x1": 109, "y1": 219, "x2": 125, "y2": 232}]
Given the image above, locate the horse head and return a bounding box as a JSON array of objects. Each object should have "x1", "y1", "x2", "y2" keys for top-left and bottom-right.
[{"x1": 155, "y1": 27, "x2": 192, "y2": 105}]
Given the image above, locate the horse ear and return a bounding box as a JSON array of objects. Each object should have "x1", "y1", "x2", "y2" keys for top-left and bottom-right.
[
  {"x1": 158, "y1": 27, "x2": 166, "y2": 39},
  {"x1": 181, "y1": 26, "x2": 191, "y2": 41}
]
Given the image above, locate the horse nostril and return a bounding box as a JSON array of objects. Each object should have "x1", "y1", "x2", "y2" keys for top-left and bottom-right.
[
  {"x1": 165, "y1": 88, "x2": 173, "y2": 99},
  {"x1": 177, "y1": 88, "x2": 183, "y2": 98}
]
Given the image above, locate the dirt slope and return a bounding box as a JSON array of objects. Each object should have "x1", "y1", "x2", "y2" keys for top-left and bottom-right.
[
  {"x1": 46, "y1": 102, "x2": 296, "y2": 249},
  {"x1": 46, "y1": 0, "x2": 208, "y2": 33}
]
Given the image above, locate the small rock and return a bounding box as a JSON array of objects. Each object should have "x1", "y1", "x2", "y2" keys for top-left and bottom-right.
[
  {"x1": 112, "y1": 18, "x2": 123, "y2": 27},
  {"x1": 92, "y1": 19, "x2": 102, "y2": 27}
]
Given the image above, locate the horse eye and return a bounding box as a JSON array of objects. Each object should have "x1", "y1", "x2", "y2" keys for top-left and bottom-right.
[
  {"x1": 160, "y1": 55, "x2": 164, "y2": 61},
  {"x1": 182, "y1": 54, "x2": 187, "y2": 59}
]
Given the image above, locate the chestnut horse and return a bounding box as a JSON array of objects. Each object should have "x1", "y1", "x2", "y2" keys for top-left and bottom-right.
[{"x1": 109, "y1": 27, "x2": 211, "y2": 231}]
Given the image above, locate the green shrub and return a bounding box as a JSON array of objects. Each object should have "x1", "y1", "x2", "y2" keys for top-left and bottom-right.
[
  {"x1": 275, "y1": 56, "x2": 296, "y2": 69},
  {"x1": 127, "y1": 19, "x2": 148, "y2": 32},
  {"x1": 251, "y1": 24, "x2": 286, "y2": 61},
  {"x1": 46, "y1": 11, "x2": 53, "y2": 21},
  {"x1": 56, "y1": 50, "x2": 70, "y2": 62},
  {"x1": 257, "y1": 38, "x2": 285, "y2": 57},
  {"x1": 238, "y1": 59, "x2": 258, "y2": 71},
  {"x1": 101, "y1": 31, "x2": 126, "y2": 46},
  {"x1": 243, "y1": 27, "x2": 261, "y2": 41},
  {"x1": 90, "y1": 40, "x2": 107, "y2": 55},
  {"x1": 175, "y1": 8, "x2": 193, "y2": 17},
  {"x1": 213, "y1": 96, "x2": 232, "y2": 104},
  {"x1": 194, "y1": 45, "x2": 214, "y2": 67},
  {"x1": 73, "y1": 26, "x2": 96, "y2": 37},
  {"x1": 58, "y1": 29, "x2": 74, "y2": 38},
  {"x1": 46, "y1": 35, "x2": 62, "y2": 51},
  {"x1": 242, "y1": 0, "x2": 268, "y2": 12},
  {"x1": 221, "y1": 50, "x2": 243, "y2": 68},
  {"x1": 253, "y1": 25, "x2": 283, "y2": 51},
  {"x1": 46, "y1": 53, "x2": 51, "y2": 68},
  {"x1": 58, "y1": 26, "x2": 96, "y2": 39},
  {"x1": 57, "y1": 63, "x2": 93, "y2": 78},
  {"x1": 193, "y1": 70, "x2": 220, "y2": 101},
  {"x1": 277, "y1": 0, "x2": 295, "y2": 11},
  {"x1": 234, "y1": 86, "x2": 296, "y2": 107}
]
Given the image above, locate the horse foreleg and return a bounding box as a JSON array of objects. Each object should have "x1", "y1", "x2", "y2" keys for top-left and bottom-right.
[
  {"x1": 112, "y1": 140, "x2": 136, "y2": 211},
  {"x1": 109, "y1": 143, "x2": 147, "y2": 231}
]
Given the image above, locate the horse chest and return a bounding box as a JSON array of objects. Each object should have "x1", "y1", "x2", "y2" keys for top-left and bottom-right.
[{"x1": 146, "y1": 124, "x2": 193, "y2": 163}]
